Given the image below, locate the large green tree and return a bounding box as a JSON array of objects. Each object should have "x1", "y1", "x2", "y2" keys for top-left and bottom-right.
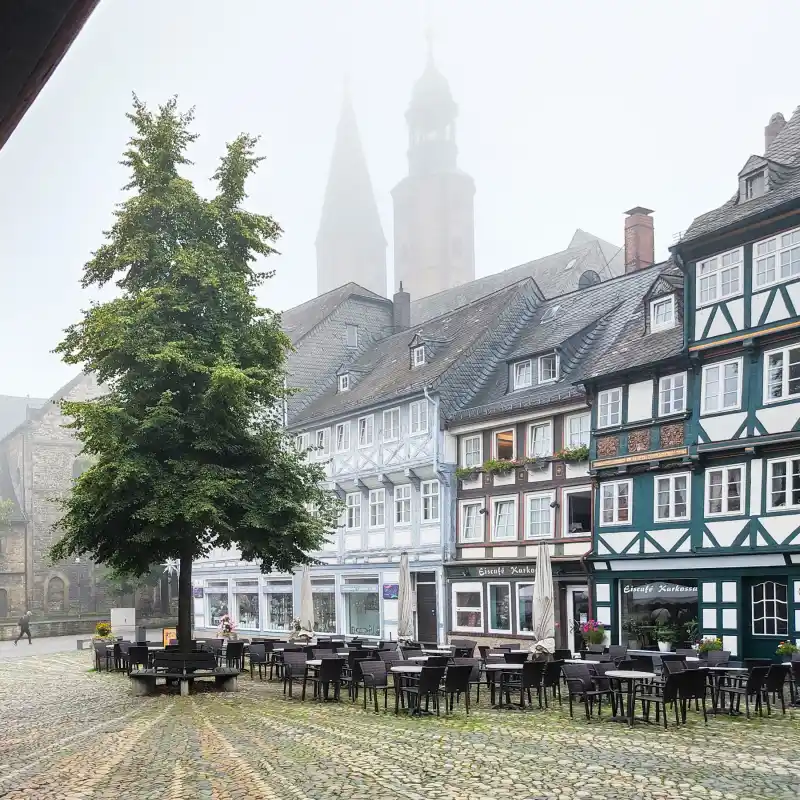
[{"x1": 51, "y1": 97, "x2": 338, "y2": 649}]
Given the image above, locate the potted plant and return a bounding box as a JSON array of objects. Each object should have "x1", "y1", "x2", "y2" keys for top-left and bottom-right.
[
  {"x1": 217, "y1": 613, "x2": 237, "y2": 641},
  {"x1": 580, "y1": 619, "x2": 606, "y2": 647},
  {"x1": 697, "y1": 636, "x2": 722, "y2": 657},
  {"x1": 553, "y1": 445, "x2": 590, "y2": 463},
  {"x1": 93, "y1": 621, "x2": 113, "y2": 640},
  {"x1": 683, "y1": 618, "x2": 700, "y2": 648},
  {"x1": 776, "y1": 641, "x2": 799, "y2": 662},
  {"x1": 654, "y1": 623, "x2": 677, "y2": 653},
  {"x1": 482, "y1": 458, "x2": 520, "y2": 476},
  {"x1": 621, "y1": 619, "x2": 644, "y2": 649},
  {"x1": 455, "y1": 466, "x2": 481, "y2": 481}
]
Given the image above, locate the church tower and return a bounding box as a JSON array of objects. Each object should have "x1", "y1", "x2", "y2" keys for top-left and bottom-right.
[
  {"x1": 391, "y1": 46, "x2": 475, "y2": 299},
  {"x1": 316, "y1": 86, "x2": 387, "y2": 297}
]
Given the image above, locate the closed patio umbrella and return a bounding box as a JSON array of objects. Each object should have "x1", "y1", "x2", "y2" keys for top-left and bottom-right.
[
  {"x1": 532, "y1": 542, "x2": 555, "y2": 655},
  {"x1": 299, "y1": 565, "x2": 314, "y2": 635},
  {"x1": 397, "y1": 551, "x2": 415, "y2": 641}
]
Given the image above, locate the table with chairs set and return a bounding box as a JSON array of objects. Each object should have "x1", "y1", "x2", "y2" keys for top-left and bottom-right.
[{"x1": 95, "y1": 637, "x2": 248, "y2": 675}]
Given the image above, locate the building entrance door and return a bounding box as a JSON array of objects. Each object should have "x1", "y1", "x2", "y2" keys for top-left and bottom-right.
[
  {"x1": 565, "y1": 585, "x2": 590, "y2": 653},
  {"x1": 742, "y1": 576, "x2": 789, "y2": 659},
  {"x1": 415, "y1": 572, "x2": 438, "y2": 645}
]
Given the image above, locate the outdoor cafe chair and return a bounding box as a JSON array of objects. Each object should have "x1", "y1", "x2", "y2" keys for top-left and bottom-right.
[
  {"x1": 360, "y1": 661, "x2": 390, "y2": 713},
  {"x1": 763, "y1": 665, "x2": 788, "y2": 715},
  {"x1": 744, "y1": 658, "x2": 772, "y2": 671},
  {"x1": 426, "y1": 655, "x2": 449, "y2": 667},
  {"x1": 223, "y1": 641, "x2": 245, "y2": 671},
  {"x1": 677, "y1": 667, "x2": 710, "y2": 724},
  {"x1": 705, "y1": 650, "x2": 730, "y2": 666},
  {"x1": 553, "y1": 649, "x2": 572, "y2": 661},
  {"x1": 504, "y1": 651, "x2": 529, "y2": 664},
  {"x1": 302, "y1": 657, "x2": 343, "y2": 702},
  {"x1": 439, "y1": 664, "x2": 472, "y2": 714},
  {"x1": 514, "y1": 660, "x2": 546, "y2": 710},
  {"x1": 453, "y1": 657, "x2": 483, "y2": 703},
  {"x1": 635, "y1": 671, "x2": 683, "y2": 728},
  {"x1": 608, "y1": 645, "x2": 628, "y2": 665},
  {"x1": 341, "y1": 651, "x2": 371, "y2": 700},
  {"x1": 248, "y1": 643, "x2": 268, "y2": 681},
  {"x1": 542, "y1": 660, "x2": 563, "y2": 707},
  {"x1": 127, "y1": 645, "x2": 149, "y2": 674},
  {"x1": 282, "y1": 652, "x2": 307, "y2": 698},
  {"x1": 378, "y1": 650, "x2": 402, "y2": 665},
  {"x1": 562, "y1": 663, "x2": 616, "y2": 720},
  {"x1": 716, "y1": 665, "x2": 769, "y2": 718},
  {"x1": 396, "y1": 665, "x2": 446, "y2": 716},
  {"x1": 93, "y1": 641, "x2": 113, "y2": 672}
]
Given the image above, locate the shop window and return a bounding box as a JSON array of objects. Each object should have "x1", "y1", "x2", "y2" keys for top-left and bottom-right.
[
  {"x1": 488, "y1": 583, "x2": 511, "y2": 633},
  {"x1": 452, "y1": 582, "x2": 483, "y2": 632},
  {"x1": 206, "y1": 581, "x2": 229, "y2": 627},
  {"x1": 619, "y1": 580, "x2": 698, "y2": 648},
  {"x1": 312, "y1": 579, "x2": 336, "y2": 633},
  {"x1": 234, "y1": 580, "x2": 259, "y2": 630},
  {"x1": 564, "y1": 488, "x2": 591, "y2": 536},
  {"x1": 751, "y1": 581, "x2": 788, "y2": 636},
  {"x1": 705, "y1": 465, "x2": 744, "y2": 516},
  {"x1": 493, "y1": 428, "x2": 515, "y2": 460},
  {"x1": 517, "y1": 583, "x2": 534, "y2": 634},
  {"x1": 343, "y1": 578, "x2": 380, "y2": 636},
  {"x1": 263, "y1": 580, "x2": 293, "y2": 631}
]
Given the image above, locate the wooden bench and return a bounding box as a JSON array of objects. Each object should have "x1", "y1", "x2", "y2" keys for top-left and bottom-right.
[{"x1": 129, "y1": 651, "x2": 239, "y2": 696}]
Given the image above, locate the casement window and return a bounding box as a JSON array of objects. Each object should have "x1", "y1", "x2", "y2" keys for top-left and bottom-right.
[
  {"x1": 654, "y1": 472, "x2": 690, "y2": 521},
  {"x1": 701, "y1": 359, "x2": 741, "y2": 414},
  {"x1": 598, "y1": 388, "x2": 622, "y2": 428},
  {"x1": 659, "y1": 373, "x2": 687, "y2": 416},
  {"x1": 600, "y1": 480, "x2": 632, "y2": 526},
  {"x1": 459, "y1": 500, "x2": 484, "y2": 542},
  {"x1": 767, "y1": 457, "x2": 800, "y2": 511},
  {"x1": 461, "y1": 434, "x2": 482, "y2": 468},
  {"x1": 487, "y1": 583, "x2": 512, "y2": 633},
  {"x1": 764, "y1": 344, "x2": 800, "y2": 403},
  {"x1": 744, "y1": 171, "x2": 765, "y2": 201},
  {"x1": 315, "y1": 428, "x2": 330, "y2": 458},
  {"x1": 538, "y1": 353, "x2": 559, "y2": 383},
  {"x1": 357, "y1": 415, "x2": 374, "y2": 447},
  {"x1": 394, "y1": 485, "x2": 411, "y2": 525},
  {"x1": 493, "y1": 428, "x2": 516, "y2": 460},
  {"x1": 650, "y1": 295, "x2": 676, "y2": 331},
  {"x1": 382, "y1": 408, "x2": 400, "y2": 442},
  {"x1": 335, "y1": 422, "x2": 351, "y2": 453},
  {"x1": 452, "y1": 582, "x2": 483, "y2": 632},
  {"x1": 527, "y1": 421, "x2": 552, "y2": 458},
  {"x1": 754, "y1": 227, "x2": 800, "y2": 289},
  {"x1": 294, "y1": 433, "x2": 310, "y2": 452},
  {"x1": 338, "y1": 374, "x2": 350, "y2": 392},
  {"x1": 525, "y1": 492, "x2": 553, "y2": 539},
  {"x1": 412, "y1": 345, "x2": 426, "y2": 367},
  {"x1": 705, "y1": 464, "x2": 744, "y2": 516},
  {"x1": 696, "y1": 248, "x2": 742, "y2": 307},
  {"x1": 513, "y1": 360, "x2": 533, "y2": 390},
  {"x1": 409, "y1": 400, "x2": 428, "y2": 435},
  {"x1": 345, "y1": 492, "x2": 362, "y2": 529},
  {"x1": 368, "y1": 489, "x2": 385, "y2": 528},
  {"x1": 491, "y1": 496, "x2": 517, "y2": 541},
  {"x1": 751, "y1": 581, "x2": 788, "y2": 636},
  {"x1": 563, "y1": 487, "x2": 591, "y2": 536},
  {"x1": 345, "y1": 324, "x2": 358, "y2": 348},
  {"x1": 421, "y1": 480, "x2": 440, "y2": 522},
  {"x1": 565, "y1": 412, "x2": 590, "y2": 448}
]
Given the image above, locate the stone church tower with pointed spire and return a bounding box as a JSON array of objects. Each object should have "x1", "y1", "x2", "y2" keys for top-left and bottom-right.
[
  {"x1": 391, "y1": 49, "x2": 476, "y2": 299},
  {"x1": 316, "y1": 87, "x2": 387, "y2": 297}
]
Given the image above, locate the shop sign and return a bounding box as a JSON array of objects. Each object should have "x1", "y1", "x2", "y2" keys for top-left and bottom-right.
[
  {"x1": 448, "y1": 564, "x2": 537, "y2": 579},
  {"x1": 382, "y1": 583, "x2": 399, "y2": 600},
  {"x1": 192, "y1": 587, "x2": 204, "y2": 598},
  {"x1": 162, "y1": 627, "x2": 178, "y2": 647},
  {"x1": 623, "y1": 582, "x2": 697, "y2": 599},
  {"x1": 592, "y1": 447, "x2": 688, "y2": 469}
]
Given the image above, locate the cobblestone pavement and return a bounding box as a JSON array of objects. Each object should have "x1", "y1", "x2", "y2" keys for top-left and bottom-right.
[{"x1": 1, "y1": 652, "x2": 799, "y2": 800}]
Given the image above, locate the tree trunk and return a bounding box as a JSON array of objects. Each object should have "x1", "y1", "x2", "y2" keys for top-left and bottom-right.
[
  {"x1": 177, "y1": 551, "x2": 193, "y2": 653},
  {"x1": 160, "y1": 573, "x2": 169, "y2": 615}
]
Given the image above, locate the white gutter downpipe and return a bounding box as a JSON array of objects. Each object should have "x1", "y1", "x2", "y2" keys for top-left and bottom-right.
[{"x1": 423, "y1": 387, "x2": 439, "y2": 474}]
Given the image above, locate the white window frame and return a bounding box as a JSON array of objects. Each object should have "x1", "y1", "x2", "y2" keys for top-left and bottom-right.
[
  {"x1": 490, "y1": 495, "x2": 518, "y2": 541},
  {"x1": 524, "y1": 490, "x2": 555, "y2": 540},
  {"x1": 704, "y1": 464, "x2": 745, "y2": 518},
  {"x1": 650, "y1": 295, "x2": 675, "y2": 332},
  {"x1": 562, "y1": 485, "x2": 592, "y2": 537},
  {"x1": 701, "y1": 358, "x2": 742, "y2": 415},
  {"x1": 368, "y1": 488, "x2": 385, "y2": 528},
  {"x1": 597, "y1": 387, "x2": 623, "y2": 428},
  {"x1": 345, "y1": 324, "x2": 358, "y2": 348},
  {"x1": 394, "y1": 484, "x2": 411, "y2": 526},
  {"x1": 409, "y1": 399, "x2": 428, "y2": 436},
  {"x1": 658, "y1": 372, "x2": 687, "y2": 416},
  {"x1": 452, "y1": 581, "x2": 484, "y2": 633},
  {"x1": 338, "y1": 374, "x2": 350, "y2": 392},
  {"x1": 421, "y1": 479, "x2": 440, "y2": 522},
  {"x1": 315, "y1": 428, "x2": 330, "y2": 458},
  {"x1": 512, "y1": 359, "x2": 533, "y2": 390},
  {"x1": 753, "y1": 226, "x2": 800, "y2": 290},
  {"x1": 294, "y1": 432, "x2": 310, "y2": 453},
  {"x1": 382, "y1": 408, "x2": 400, "y2": 442},
  {"x1": 527, "y1": 420, "x2": 553, "y2": 458},
  {"x1": 492, "y1": 427, "x2": 516, "y2": 460},
  {"x1": 357, "y1": 414, "x2": 374, "y2": 448},
  {"x1": 538, "y1": 353, "x2": 559, "y2": 383},
  {"x1": 653, "y1": 472, "x2": 691, "y2": 522},
  {"x1": 516, "y1": 582, "x2": 536, "y2": 636},
  {"x1": 461, "y1": 434, "x2": 482, "y2": 468},
  {"x1": 459, "y1": 499, "x2": 485, "y2": 542},
  {"x1": 744, "y1": 171, "x2": 765, "y2": 201},
  {"x1": 751, "y1": 580, "x2": 789, "y2": 637},
  {"x1": 487, "y1": 581, "x2": 513, "y2": 634},
  {"x1": 599, "y1": 479, "x2": 633, "y2": 527},
  {"x1": 345, "y1": 492, "x2": 362, "y2": 530},
  {"x1": 335, "y1": 422, "x2": 351, "y2": 453},
  {"x1": 766, "y1": 456, "x2": 800, "y2": 512},
  {"x1": 696, "y1": 247, "x2": 743, "y2": 308},
  {"x1": 412, "y1": 345, "x2": 426, "y2": 367},
  {"x1": 763, "y1": 344, "x2": 800, "y2": 404},
  {"x1": 565, "y1": 412, "x2": 590, "y2": 448}
]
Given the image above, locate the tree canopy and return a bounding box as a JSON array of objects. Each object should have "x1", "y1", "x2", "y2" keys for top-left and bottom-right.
[{"x1": 50, "y1": 96, "x2": 339, "y2": 645}]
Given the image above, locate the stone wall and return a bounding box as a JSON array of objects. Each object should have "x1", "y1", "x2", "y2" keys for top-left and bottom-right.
[{"x1": 0, "y1": 613, "x2": 179, "y2": 641}]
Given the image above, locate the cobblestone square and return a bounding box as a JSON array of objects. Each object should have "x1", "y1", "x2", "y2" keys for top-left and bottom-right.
[{"x1": 0, "y1": 652, "x2": 799, "y2": 800}]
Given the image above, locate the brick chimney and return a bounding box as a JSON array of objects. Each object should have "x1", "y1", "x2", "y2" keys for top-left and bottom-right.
[
  {"x1": 624, "y1": 207, "x2": 655, "y2": 273},
  {"x1": 393, "y1": 282, "x2": 410, "y2": 331},
  {"x1": 765, "y1": 112, "x2": 786, "y2": 154}
]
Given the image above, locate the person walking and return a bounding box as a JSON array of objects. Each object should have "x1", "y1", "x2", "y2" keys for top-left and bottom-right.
[{"x1": 14, "y1": 611, "x2": 32, "y2": 645}]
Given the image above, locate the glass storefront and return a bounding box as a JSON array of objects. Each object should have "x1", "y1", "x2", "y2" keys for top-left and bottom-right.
[
  {"x1": 619, "y1": 579, "x2": 698, "y2": 647},
  {"x1": 235, "y1": 580, "x2": 259, "y2": 630},
  {"x1": 343, "y1": 578, "x2": 380, "y2": 636},
  {"x1": 264, "y1": 580, "x2": 293, "y2": 631},
  {"x1": 517, "y1": 583, "x2": 534, "y2": 633},
  {"x1": 488, "y1": 583, "x2": 511, "y2": 632},
  {"x1": 206, "y1": 581, "x2": 229, "y2": 627},
  {"x1": 312, "y1": 579, "x2": 336, "y2": 633}
]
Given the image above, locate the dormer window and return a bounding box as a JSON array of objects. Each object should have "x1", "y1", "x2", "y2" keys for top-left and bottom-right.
[
  {"x1": 512, "y1": 359, "x2": 533, "y2": 390},
  {"x1": 338, "y1": 374, "x2": 350, "y2": 392},
  {"x1": 538, "y1": 353, "x2": 559, "y2": 383},
  {"x1": 744, "y1": 171, "x2": 765, "y2": 201},
  {"x1": 650, "y1": 295, "x2": 675, "y2": 332},
  {"x1": 412, "y1": 345, "x2": 426, "y2": 367}
]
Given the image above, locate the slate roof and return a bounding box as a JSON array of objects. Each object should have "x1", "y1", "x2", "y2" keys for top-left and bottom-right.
[
  {"x1": 682, "y1": 105, "x2": 800, "y2": 244},
  {"x1": 289, "y1": 280, "x2": 544, "y2": 428},
  {"x1": 280, "y1": 282, "x2": 390, "y2": 345},
  {"x1": 411, "y1": 238, "x2": 621, "y2": 325},
  {"x1": 0, "y1": 394, "x2": 46, "y2": 439}
]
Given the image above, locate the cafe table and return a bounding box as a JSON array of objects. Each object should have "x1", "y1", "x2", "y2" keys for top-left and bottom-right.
[
  {"x1": 390, "y1": 665, "x2": 427, "y2": 715},
  {"x1": 484, "y1": 662, "x2": 525, "y2": 709},
  {"x1": 604, "y1": 670, "x2": 656, "y2": 725},
  {"x1": 409, "y1": 656, "x2": 429, "y2": 662},
  {"x1": 565, "y1": 658, "x2": 600, "y2": 665},
  {"x1": 422, "y1": 648, "x2": 452, "y2": 655}
]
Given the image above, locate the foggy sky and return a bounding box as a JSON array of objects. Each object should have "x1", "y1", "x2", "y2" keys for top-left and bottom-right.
[{"x1": 0, "y1": 0, "x2": 798, "y2": 397}]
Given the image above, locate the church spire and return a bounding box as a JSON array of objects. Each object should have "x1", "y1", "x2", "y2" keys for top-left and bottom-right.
[{"x1": 316, "y1": 83, "x2": 387, "y2": 297}]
